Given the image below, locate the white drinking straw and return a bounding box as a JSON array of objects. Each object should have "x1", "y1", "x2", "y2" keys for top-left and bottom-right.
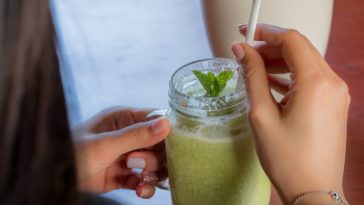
[
  {"x1": 246, "y1": 0, "x2": 262, "y2": 46},
  {"x1": 236, "y1": 0, "x2": 262, "y2": 91}
]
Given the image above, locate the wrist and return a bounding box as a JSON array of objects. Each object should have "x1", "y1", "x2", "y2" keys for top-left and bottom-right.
[
  {"x1": 274, "y1": 183, "x2": 344, "y2": 205},
  {"x1": 273, "y1": 176, "x2": 344, "y2": 204},
  {"x1": 291, "y1": 191, "x2": 348, "y2": 205}
]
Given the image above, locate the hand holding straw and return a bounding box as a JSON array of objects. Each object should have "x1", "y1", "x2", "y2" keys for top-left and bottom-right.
[{"x1": 236, "y1": 0, "x2": 262, "y2": 91}]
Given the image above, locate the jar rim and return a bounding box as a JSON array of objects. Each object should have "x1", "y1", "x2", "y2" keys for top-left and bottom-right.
[{"x1": 169, "y1": 58, "x2": 246, "y2": 117}]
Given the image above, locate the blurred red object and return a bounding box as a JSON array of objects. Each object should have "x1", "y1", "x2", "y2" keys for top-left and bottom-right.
[
  {"x1": 270, "y1": 0, "x2": 364, "y2": 204},
  {"x1": 326, "y1": 0, "x2": 364, "y2": 204}
]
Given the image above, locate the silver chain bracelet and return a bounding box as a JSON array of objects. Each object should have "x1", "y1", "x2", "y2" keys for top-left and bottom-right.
[{"x1": 292, "y1": 191, "x2": 349, "y2": 205}]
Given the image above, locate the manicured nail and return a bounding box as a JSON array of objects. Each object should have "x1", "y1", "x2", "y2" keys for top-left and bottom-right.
[
  {"x1": 137, "y1": 186, "x2": 152, "y2": 198},
  {"x1": 238, "y1": 24, "x2": 248, "y2": 29},
  {"x1": 151, "y1": 117, "x2": 167, "y2": 135},
  {"x1": 231, "y1": 43, "x2": 245, "y2": 61},
  {"x1": 140, "y1": 187, "x2": 150, "y2": 197},
  {"x1": 127, "y1": 158, "x2": 146, "y2": 169}
]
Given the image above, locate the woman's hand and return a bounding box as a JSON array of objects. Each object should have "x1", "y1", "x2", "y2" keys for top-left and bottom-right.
[
  {"x1": 231, "y1": 24, "x2": 350, "y2": 204},
  {"x1": 73, "y1": 107, "x2": 170, "y2": 199}
]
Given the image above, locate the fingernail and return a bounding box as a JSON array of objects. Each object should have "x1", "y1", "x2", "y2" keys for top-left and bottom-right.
[
  {"x1": 151, "y1": 117, "x2": 167, "y2": 135},
  {"x1": 238, "y1": 24, "x2": 248, "y2": 29},
  {"x1": 142, "y1": 187, "x2": 150, "y2": 197},
  {"x1": 127, "y1": 158, "x2": 146, "y2": 169},
  {"x1": 231, "y1": 43, "x2": 245, "y2": 61},
  {"x1": 137, "y1": 186, "x2": 151, "y2": 198},
  {"x1": 140, "y1": 187, "x2": 149, "y2": 197}
]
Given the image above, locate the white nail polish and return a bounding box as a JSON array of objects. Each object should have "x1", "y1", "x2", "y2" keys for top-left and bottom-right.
[{"x1": 127, "y1": 158, "x2": 146, "y2": 169}]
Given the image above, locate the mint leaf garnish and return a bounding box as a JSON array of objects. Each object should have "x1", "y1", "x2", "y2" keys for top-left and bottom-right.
[
  {"x1": 192, "y1": 70, "x2": 233, "y2": 97},
  {"x1": 193, "y1": 70, "x2": 213, "y2": 96}
]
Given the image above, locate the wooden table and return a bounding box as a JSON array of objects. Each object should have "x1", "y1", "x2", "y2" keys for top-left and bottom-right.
[{"x1": 270, "y1": 0, "x2": 364, "y2": 204}]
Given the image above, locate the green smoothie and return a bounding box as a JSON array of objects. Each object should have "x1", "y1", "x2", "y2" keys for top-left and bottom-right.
[
  {"x1": 166, "y1": 58, "x2": 271, "y2": 205},
  {"x1": 166, "y1": 113, "x2": 271, "y2": 205}
]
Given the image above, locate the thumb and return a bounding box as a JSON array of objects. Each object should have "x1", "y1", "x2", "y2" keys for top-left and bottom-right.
[
  {"x1": 91, "y1": 117, "x2": 170, "y2": 161},
  {"x1": 231, "y1": 42, "x2": 279, "y2": 126}
]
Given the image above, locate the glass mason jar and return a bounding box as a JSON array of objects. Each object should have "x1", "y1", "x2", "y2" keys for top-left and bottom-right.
[{"x1": 164, "y1": 58, "x2": 270, "y2": 205}]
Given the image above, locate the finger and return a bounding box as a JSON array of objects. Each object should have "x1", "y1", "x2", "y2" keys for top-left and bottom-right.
[
  {"x1": 103, "y1": 160, "x2": 138, "y2": 192},
  {"x1": 123, "y1": 173, "x2": 140, "y2": 190},
  {"x1": 254, "y1": 43, "x2": 290, "y2": 74},
  {"x1": 239, "y1": 23, "x2": 285, "y2": 43},
  {"x1": 129, "y1": 108, "x2": 157, "y2": 123},
  {"x1": 231, "y1": 42, "x2": 280, "y2": 121},
  {"x1": 126, "y1": 150, "x2": 165, "y2": 171},
  {"x1": 80, "y1": 170, "x2": 108, "y2": 193},
  {"x1": 239, "y1": 23, "x2": 321, "y2": 77},
  {"x1": 86, "y1": 107, "x2": 156, "y2": 133},
  {"x1": 107, "y1": 173, "x2": 140, "y2": 192},
  {"x1": 254, "y1": 41, "x2": 282, "y2": 59},
  {"x1": 136, "y1": 184, "x2": 156, "y2": 199},
  {"x1": 133, "y1": 134, "x2": 166, "y2": 152},
  {"x1": 156, "y1": 167, "x2": 168, "y2": 182},
  {"x1": 92, "y1": 117, "x2": 170, "y2": 161},
  {"x1": 106, "y1": 107, "x2": 156, "y2": 123},
  {"x1": 240, "y1": 23, "x2": 324, "y2": 58},
  {"x1": 149, "y1": 140, "x2": 166, "y2": 151},
  {"x1": 101, "y1": 106, "x2": 156, "y2": 123},
  {"x1": 268, "y1": 74, "x2": 291, "y2": 95}
]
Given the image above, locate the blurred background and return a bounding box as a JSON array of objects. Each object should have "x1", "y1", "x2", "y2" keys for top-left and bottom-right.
[
  {"x1": 52, "y1": 0, "x2": 363, "y2": 204},
  {"x1": 52, "y1": 0, "x2": 212, "y2": 126}
]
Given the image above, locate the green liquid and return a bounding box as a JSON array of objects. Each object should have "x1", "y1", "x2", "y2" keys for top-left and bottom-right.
[{"x1": 166, "y1": 114, "x2": 271, "y2": 205}]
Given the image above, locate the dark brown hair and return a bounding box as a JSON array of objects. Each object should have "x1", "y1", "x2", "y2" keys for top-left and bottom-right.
[{"x1": 0, "y1": 0, "x2": 80, "y2": 204}]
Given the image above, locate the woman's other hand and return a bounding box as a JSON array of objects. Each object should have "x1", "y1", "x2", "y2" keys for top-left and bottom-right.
[
  {"x1": 231, "y1": 24, "x2": 350, "y2": 204},
  {"x1": 73, "y1": 107, "x2": 170, "y2": 199}
]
